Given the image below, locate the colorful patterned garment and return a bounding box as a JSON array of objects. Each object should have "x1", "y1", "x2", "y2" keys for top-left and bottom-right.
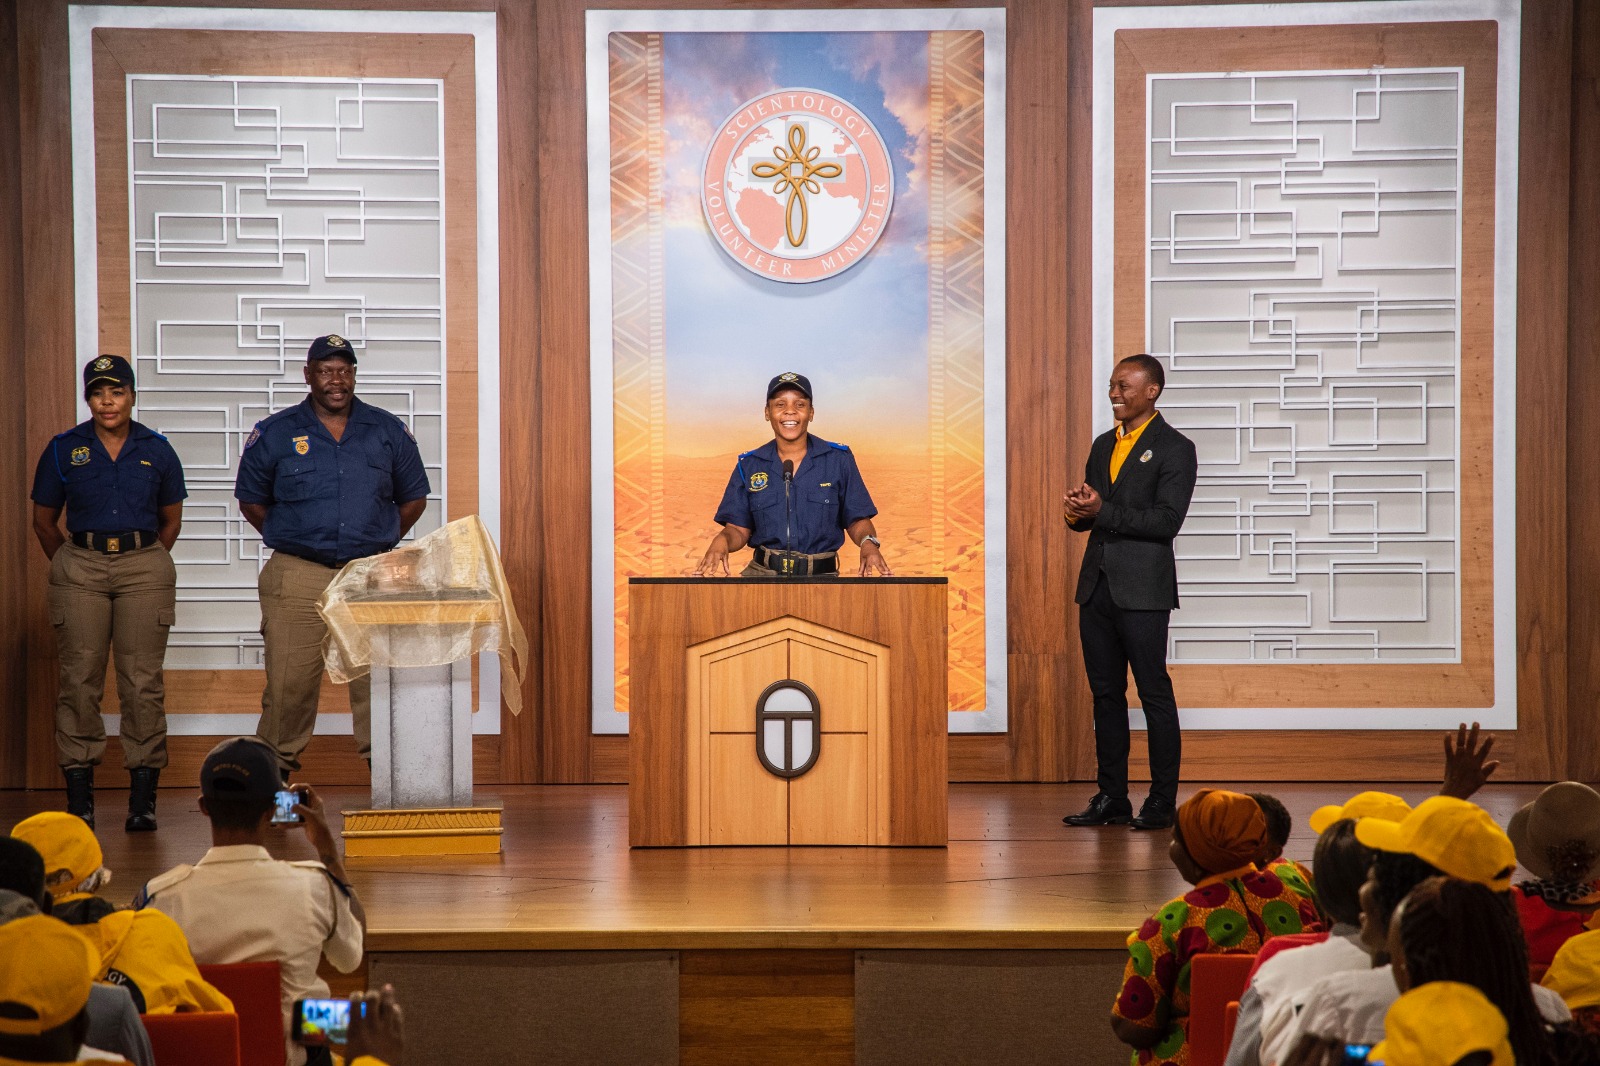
[
  {"x1": 1113, "y1": 865, "x2": 1322, "y2": 1066},
  {"x1": 1266, "y1": 857, "x2": 1317, "y2": 905}
]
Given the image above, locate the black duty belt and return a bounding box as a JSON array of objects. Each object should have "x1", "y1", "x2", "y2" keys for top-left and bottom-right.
[
  {"x1": 753, "y1": 547, "x2": 839, "y2": 576},
  {"x1": 72, "y1": 530, "x2": 159, "y2": 555}
]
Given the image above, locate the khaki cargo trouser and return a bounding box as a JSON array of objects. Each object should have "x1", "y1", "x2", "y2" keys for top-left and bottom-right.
[
  {"x1": 49, "y1": 542, "x2": 176, "y2": 770},
  {"x1": 256, "y1": 551, "x2": 370, "y2": 772}
]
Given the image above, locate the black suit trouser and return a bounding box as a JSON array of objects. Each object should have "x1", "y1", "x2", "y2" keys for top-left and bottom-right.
[{"x1": 1078, "y1": 571, "x2": 1181, "y2": 805}]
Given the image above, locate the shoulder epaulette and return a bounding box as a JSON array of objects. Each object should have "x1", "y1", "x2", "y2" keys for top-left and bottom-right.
[
  {"x1": 138, "y1": 864, "x2": 196, "y2": 902},
  {"x1": 829, "y1": 441, "x2": 852, "y2": 452}
]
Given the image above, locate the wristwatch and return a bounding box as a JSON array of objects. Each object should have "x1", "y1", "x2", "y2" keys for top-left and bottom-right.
[{"x1": 861, "y1": 535, "x2": 882, "y2": 549}]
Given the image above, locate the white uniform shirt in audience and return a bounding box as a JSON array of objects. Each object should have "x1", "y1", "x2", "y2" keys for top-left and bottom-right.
[
  {"x1": 1267, "y1": 964, "x2": 1571, "y2": 1065},
  {"x1": 142, "y1": 844, "x2": 363, "y2": 1066},
  {"x1": 1253, "y1": 935, "x2": 1370, "y2": 1065}
]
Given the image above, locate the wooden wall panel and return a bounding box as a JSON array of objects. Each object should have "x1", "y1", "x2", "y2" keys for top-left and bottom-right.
[
  {"x1": 0, "y1": 0, "x2": 27, "y2": 788},
  {"x1": 1566, "y1": 0, "x2": 1600, "y2": 784},
  {"x1": 17, "y1": 0, "x2": 76, "y2": 788},
  {"x1": 1511, "y1": 0, "x2": 1574, "y2": 780},
  {"x1": 496, "y1": 0, "x2": 544, "y2": 784}
]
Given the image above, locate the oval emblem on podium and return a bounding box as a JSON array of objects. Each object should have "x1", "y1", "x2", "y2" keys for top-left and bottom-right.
[{"x1": 754, "y1": 679, "x2": 821, "y2": 779}]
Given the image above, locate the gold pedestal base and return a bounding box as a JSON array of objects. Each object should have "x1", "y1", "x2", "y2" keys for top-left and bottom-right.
[{"x1": 341, "y1": 806, "x2": 503, "y2": 857}]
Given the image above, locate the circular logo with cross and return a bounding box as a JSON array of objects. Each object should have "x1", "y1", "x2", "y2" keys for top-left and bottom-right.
[{"x1": 702, "y1": 89, "x2": 894, "y2": 284}]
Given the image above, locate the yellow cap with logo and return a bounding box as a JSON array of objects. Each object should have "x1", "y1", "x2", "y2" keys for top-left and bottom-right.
[
  {"x1": 0, "y1": 914, "x2": 99, "y2": 1035},
  {"x1": 1354, "y1": 796, "x2": 1516, "y2": 891},
  {"x1": 1543, "y1": 928, "x2": 1600, "y2": 1013},
  {"x1": 1370, "y1": 981, "x2": 1513, "y2": 1066},
  {"x1": 1309, "y1": 791, "x2": 1414, "y2": 834},
  {"x1": 10, "y1": 811, "x2": 103, "y2": 899}
]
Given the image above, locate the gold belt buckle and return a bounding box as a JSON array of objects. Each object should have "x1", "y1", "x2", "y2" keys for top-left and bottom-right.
[
  {"x1": 105, "y1": 536, "x2": 121, "y2": 554},
  {"x1": 780, "y1": 554, "x2": 795, "y2": 575}
]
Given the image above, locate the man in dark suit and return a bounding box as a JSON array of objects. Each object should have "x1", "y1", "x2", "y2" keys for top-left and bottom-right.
[{"x1": 1062, "y1": 354, "x2": 1197, "y2": 831}]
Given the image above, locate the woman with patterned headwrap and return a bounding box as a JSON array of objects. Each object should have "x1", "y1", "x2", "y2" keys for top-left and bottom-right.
[{"x1": 1111, "y1": 789, "x2": 1322, "y2": 1066}]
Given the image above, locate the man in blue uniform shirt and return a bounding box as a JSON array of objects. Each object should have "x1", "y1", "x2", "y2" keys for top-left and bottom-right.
[
  {"x1": 693, "y1": 372, "x2": 891, "y2": 578},
  {"x1": 234, "y1": 334, "x2": 430, "y2": 775}
]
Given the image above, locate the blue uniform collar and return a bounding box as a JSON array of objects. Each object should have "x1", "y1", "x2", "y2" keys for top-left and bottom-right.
[
  {"x1": 745, "y1": 434, "x2": 834, "y2": 463},
  {"x1": 67, "y1": 419, "x2": 157, "y2": 442},
  {"x1": 291, "y1": 395, "x2": 382, "y2": 433}
]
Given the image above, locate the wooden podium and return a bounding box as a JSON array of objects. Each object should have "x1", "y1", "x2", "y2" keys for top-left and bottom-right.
[{"x1": 628, "y1": 577, "x2": 948, "y2": 847}]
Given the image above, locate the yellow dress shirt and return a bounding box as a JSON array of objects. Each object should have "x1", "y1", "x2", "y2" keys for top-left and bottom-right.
[{"x1": 1109, "y1": 412, "x2": 1158, "y2": 483}]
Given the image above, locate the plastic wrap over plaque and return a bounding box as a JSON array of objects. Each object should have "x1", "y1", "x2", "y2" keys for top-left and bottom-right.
[{"x1": 317, "y1": 515, "x2": 529, "y2": 715}]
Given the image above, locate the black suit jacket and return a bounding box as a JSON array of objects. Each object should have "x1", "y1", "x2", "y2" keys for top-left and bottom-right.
[{"x1": 1069, "y1": 413, "x2": 1198, "y2": 611}]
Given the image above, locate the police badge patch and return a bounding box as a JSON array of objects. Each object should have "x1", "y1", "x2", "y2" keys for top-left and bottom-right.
[
  {"x1": 1140, "y1": 450, "x2": 1154, "y2": 463},
  {"x1": 70, "y1": 446, "x2": 90, "y2": 466},
  {"x1": 92, "y1": 357, "x2": 113, "y2": 372},
  {"x1": 293, "y1": 436, "x2": 310, "y2": 456},
  {"x1": 244, "y1": 427, "x2": 261, "y2": 449},
  {"x1": 749, "y1": 471, "x2": 769, "y2": 492}
]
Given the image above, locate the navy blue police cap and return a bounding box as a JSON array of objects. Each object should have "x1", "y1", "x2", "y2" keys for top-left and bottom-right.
[
  {"x1": 766, "y1": 372, "x2": 812, "y2": 402},
  {"x1": 200, "y1": 736, "x2": 280, "y2": 803},
  {"x1": 82, "y1": 355, "x2": 134, "y2": 394},
  {"x1": 307, "y1": 334, "x2": 357, "y2": 364}
]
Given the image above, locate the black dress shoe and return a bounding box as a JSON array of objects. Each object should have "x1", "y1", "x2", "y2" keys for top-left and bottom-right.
[
  {"x1": 1063, "y1": 793, "x2": 1134, "y2": 826},
  {"x1": 1131, "y1": 797, "x2": 1176, "y2": 831}
]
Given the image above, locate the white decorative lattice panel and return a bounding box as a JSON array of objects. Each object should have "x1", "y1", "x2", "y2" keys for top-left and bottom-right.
[
  {"x1": 126, "y1": 75, "x2": 447, "y2": 669},
  {"x1": 1149, "y1": 70, "x2": 1462, "y2": 663}
]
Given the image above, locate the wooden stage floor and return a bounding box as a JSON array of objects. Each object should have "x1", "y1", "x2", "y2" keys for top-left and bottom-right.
[{"x1": 0, "y1": 780, "x2": 1550, "y2": 952}]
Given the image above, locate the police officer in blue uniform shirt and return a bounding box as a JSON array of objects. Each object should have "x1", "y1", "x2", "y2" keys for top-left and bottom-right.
[
  {"x1": 235, "y1": 334, "x2": 430, "y2": 776},
  {"x1": 31, "y1": 355, "x2": 187, "y2": 832},
  {"x1": 693, "y1": 372, "x2": 891, "y2": 578}
]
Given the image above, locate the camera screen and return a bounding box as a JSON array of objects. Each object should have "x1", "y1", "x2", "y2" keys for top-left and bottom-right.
[
  {"x1": 271, "y1": 789, "x2": 302, "y2": 825},
  {"x1": 295, "y1": 997, "x2": 350, "y2": 1045}
]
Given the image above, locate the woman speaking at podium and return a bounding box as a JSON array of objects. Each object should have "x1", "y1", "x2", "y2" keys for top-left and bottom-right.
[{"x1": 692, "y1": 372, "x2": 892, "y2": 578}]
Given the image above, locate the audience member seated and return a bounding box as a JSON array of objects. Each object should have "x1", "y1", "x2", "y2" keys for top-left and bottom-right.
[
  {"x1": 9, "y1": 812, "x2": 116, "y2": 926},
  {"x1": 1225, "y1": 817, "x2": 1377, "y2": 1066},
  {"x1": 9, "y1": 813, "x2": 230, "y2": 1017},
  {"x1": 1507, "y1": 783, "x2": 1600, "y2": 969},
  {"x1": 1542, "y1": 929, "x2": 1600, "y2": 1041},
  {"x1": 0, "y1": 913, "x2": 127, "y2": 1065},
  {"x1": 1380, "y1": 876, "x2": 1596, "y2": 1065},
  {"x1": 1369, "y1": 981, "x2": 1514, "y2": 1066},
  {"x1": 1247, "y1": 793, "x2": 1316, "y2": 904},
  {"x1": 1111, "y1": 789, "x2": 1321, "y2": 1065},
  {"x1": 136, "y1": 737, "x2": 365, "y2": 1066},
  {"x1": 0, "y1": 842, "x2": 152, "y2": 1066},
  {"x1": 1275, "y1": 798, "x2": 1568, "y2": 1065}
]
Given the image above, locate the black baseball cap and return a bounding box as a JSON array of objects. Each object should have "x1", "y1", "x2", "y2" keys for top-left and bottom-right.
[
  {"x1": 307, "y1": 334, "x2": 357, "y2": 363},
  {"x1": 766, "y1": 372, "x2": 812, "y2": 402},
  {"x1": 200, "y1": 737, "x2": 280, "y2": 802},
  {"x1": 82, "y1": 355, "x2": 134, "y2": 394}
]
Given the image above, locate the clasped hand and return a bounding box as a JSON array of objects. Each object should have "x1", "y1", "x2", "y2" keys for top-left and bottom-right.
[{"x1": 1062, "y1": 483, "x2": 1102, "y2": 524}]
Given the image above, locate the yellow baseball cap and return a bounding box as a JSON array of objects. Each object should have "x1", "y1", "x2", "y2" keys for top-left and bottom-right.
[
  {"x1": 1354, "y1": 797, "x2": 1516, "y2": 891},
  {"x1": 1542, "y1": 928, "x2": 1600, "y2": 1012},
  {"x1": 1371, "y1": 981, "x2": 1513, "y2": 1066},
  {"x1": 1309, "y1": 791, "x2": 1414, "y2": 834},
  {"x1": 10, "y1": 811, "x2": 103, "y2": 899},
  {"x1": 0, "y1": 914, "x2": 98, "y2": 1035}
]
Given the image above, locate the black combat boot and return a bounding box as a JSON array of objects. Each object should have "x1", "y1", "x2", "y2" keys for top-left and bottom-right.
[
  {"x1": 126, "y1": 767, "x2": 159, "y2": 832},
  {"x1": 64, "y1": 767, "x2": 95, "y2": 829}
]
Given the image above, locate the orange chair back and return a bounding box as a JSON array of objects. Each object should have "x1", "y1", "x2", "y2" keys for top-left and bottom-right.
[
  {"x1": 197, "y1": 962, "x2": 282, "y2": 1066},
  {"x1": 1223, "y1": 1001, "x2": 1240, "y2": 1055},
  {"x1": 141, "y1": 1011, "x2": 241, "y2": 1066},
  {"x1": 1187, "y1": 953, "x2": 1257, "y2": 1066}
]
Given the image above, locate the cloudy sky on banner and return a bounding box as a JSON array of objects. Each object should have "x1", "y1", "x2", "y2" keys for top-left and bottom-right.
[{"x1": 657, "y1": 31, "x2": 932, "y2": 458}]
